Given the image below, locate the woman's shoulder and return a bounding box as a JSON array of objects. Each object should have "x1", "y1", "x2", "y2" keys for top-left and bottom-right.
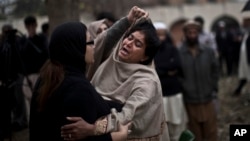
[
  {"x1": 59, "y1": 75, "x2": 98, "y2": 104},
  {"x1": 62, "y1": 72, "x2": 93, "y2": 92},
  {"x1": 132, "y1": 69, "x2": 160, "y2": 85}
]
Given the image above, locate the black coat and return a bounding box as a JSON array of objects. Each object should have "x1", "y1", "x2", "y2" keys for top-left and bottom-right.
[
  {"x1": 246, "y1": 34, "x2": 250, "y2": 65},
  {"x1": 154, "y1": 42, "x2": 182, "y2": 96},
  {"x1": 215, "y1": 30, "x2": 233, "y2": 55},
  {"x1": 20, "y1": 34, "x2": 48, "y2": 75},
  {"x1": 29, "y1": 66, "x2": 112, "y2": 141}
]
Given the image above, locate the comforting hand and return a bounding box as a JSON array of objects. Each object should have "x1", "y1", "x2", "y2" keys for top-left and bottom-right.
[
  {"x1": 127, "y1": 6, "x2": 149, "y2": 24},
  {"x1": 111, "y1": 122, "x2": 132, "y2": 141},
  {"x1": 61, "y1": 117, "x2": 95, "y2": 140}
]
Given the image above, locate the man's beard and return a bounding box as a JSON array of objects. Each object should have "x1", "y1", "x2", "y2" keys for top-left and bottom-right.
[{"x1": 186, "y1": 38, "x2": 199, "y2": 47}]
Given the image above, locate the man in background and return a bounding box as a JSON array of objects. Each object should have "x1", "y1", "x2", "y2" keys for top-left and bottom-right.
[{"x1": 179, "y1": 20, "x2": 219, "y2": 141}]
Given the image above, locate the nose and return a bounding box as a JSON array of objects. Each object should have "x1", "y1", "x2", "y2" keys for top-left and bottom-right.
[{"x1": 126, "y1": 40, "x2": 133, "y2": 48}]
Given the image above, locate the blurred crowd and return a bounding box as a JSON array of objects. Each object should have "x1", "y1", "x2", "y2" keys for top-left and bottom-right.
[{"x1": 0, "y1": 8, "x2": 250, "y2": 141}]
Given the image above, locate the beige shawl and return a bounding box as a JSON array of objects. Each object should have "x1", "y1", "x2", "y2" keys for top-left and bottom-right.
[
  {"x1": 91, "y1": 37, "x2": 169, "y2": 140},
  {"x1": 86, "y1": 19, "x2": 110, "y2": 80},
  {"x1": 88, "y1": 19, "x2": 108, "y2": 40}
]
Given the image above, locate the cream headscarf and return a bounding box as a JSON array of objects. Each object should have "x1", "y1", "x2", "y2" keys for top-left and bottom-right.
[{"x1": 88, "y1": 19, "x2": 108, "y2": 40}]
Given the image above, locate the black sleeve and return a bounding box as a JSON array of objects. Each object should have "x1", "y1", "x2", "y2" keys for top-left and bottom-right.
[
  {"x1": 105, "y1": 17, "x2": 130, "y2": 48},
  {"x1": 63, "y1": 83, "x2": 112, "y2": 141},
  {"x1": 63, "y1": 83, "x2": 101, "y2": 123},
  {"x1": 101, "y1": 17, "x2": 131, "y2": 60},
  {"x1": 155, "y1": 45, "x2": 182, "y2": 76},
  {"x1": 168, "y1": 46, "x2": 182, "y2": 71},
  {"x1": 246, "y1": 35, "x2": 250, "y2": 65}
]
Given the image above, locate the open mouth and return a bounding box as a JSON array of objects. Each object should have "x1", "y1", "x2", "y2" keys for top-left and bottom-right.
[{"x1": 120, "y1": 47, "x2": 129, "y2": 56}]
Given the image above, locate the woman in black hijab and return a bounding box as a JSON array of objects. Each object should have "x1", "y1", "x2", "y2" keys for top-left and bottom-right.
[{"x1": 29, "y1": 22, "x2": 129, "y2": 141}]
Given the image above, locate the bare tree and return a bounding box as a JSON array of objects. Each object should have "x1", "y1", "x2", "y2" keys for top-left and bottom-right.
[
  {"x1": 0, "y1": 0, "x2": 15, "y2": 17},
  {"x1": 80, "y1": 0, "x2": 159, "y2": 20},
  {"x1": 46, "y1": 0, "x2": 80, "y2": 34}
]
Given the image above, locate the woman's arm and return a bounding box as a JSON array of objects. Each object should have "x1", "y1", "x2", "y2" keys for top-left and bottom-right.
[
  {"x1": 61, "y1": 117, "x2": 131, "y2": 141},
  {"x1": 61, "y1": 80, "x2": 163, "y2": 139},
  {"x1": 96, "y1": 6, "x2": 149, "y2": 60},
  {"x1": 86, "y1": 6, "x2": 148, "y2": 80},
  {"x1": 61, "y1": 80, "x2": 131, "y2": 141},
  {"x1": 104, "y1": 80, "x2": 163, "y2": 136}
]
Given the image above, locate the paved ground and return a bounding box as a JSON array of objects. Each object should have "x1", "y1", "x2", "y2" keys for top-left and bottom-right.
[{"x1": 3, "y1": 75, "x2": 250, "y2": 141}]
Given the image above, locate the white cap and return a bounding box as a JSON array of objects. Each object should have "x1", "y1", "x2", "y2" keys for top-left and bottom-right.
[
  {"x1": 153, "y1": 22, "x2": 167, "y2": 30},
  {"x1": 183, "y1": 20, "x2": 201, "y2": 31}
]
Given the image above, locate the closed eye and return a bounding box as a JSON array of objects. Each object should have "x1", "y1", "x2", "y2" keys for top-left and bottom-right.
[{"x1": 127, "y1": 34, "x2": 143, "y2": 47}]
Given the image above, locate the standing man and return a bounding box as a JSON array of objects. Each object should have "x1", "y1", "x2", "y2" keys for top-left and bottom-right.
[
  {"x1": 21, "y1": 15, "x2": 49, "y2": 122},
  {"x1": 179, "y1": 20, "x2": 219, "y2": 141},
  {"x1": 21, "y1": 15, "x2": 48, "y2": 75},
  {"x1": 233, "y1": 13, "x2": 250, "y2": 96},
  {"x1": 215, "y1": 21, "x2": 234, "y2": 76},
  {"x1": 0, "y1": 24, "x2": 24, "y2": 141}
]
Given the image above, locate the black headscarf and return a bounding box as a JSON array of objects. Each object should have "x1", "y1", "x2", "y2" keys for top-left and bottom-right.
[{"x1": 49, "y1": 22, "x2": 87, "y2": 72}]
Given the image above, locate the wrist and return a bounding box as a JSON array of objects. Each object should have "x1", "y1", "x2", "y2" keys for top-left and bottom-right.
[
  {"x1": 94, "y1": 117, "x2": 108, "y2": 135},
  {"x1": 111, "y1": 132, "x2": 119, "y2": 141},
  {"x1": 88, "y1": 123, "x2": 96, "y2": 136},
  {"x1": 111, "y1": 132, "x2": 126, "y2": 141},
  {"x1": 126, "y1": 16, "x2": 133, "y2": 24}
]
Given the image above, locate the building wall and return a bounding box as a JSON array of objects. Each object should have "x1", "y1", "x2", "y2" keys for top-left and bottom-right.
[
  {"x1": 167, "y1": 0, "x2": 227, "y2": 5},
  {"x1": 0, "y1": 2, "x2": 246, "y2": 34},
  {"x1": 145, "y1": 2, "x2": 245, "y2": 32}
]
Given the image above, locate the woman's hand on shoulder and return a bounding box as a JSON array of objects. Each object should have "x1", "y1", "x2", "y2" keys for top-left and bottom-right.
[{"x1": 127, "y1": 6, "x2": 149, "y2": 24}]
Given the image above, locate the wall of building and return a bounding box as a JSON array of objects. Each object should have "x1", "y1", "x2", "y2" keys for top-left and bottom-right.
[
  {"x1": 0, "y1": 2, "x2": 246, "y2": 35},
  {"x1": 145, "y1": 2, "x2": 245, "y2": 32}
]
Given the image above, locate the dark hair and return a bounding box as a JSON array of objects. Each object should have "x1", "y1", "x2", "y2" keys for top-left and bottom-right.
[
  {"x1": 24, "y1": 15, "x2": 37, "y2": 26},
  {"x1": 1, "y1": 24, "x2": 14, "y2": 36},
  {"x1": 125, "y1": 20, "x2": 160, "y2": 65},
  {"x1": 194, "y1": 16, "x2": 204, "y2": 26},
  {"x1": 38, "y1": 60, "x2": 64, "y2": 111},
  {"x1": 96, "y1": 12, "x2": 116, "y2": 23},
  {"x1": 41, "y1": 22, "x2": 49, "y2": 33}
]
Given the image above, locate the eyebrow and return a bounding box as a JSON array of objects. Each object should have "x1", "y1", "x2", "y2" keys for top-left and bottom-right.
[{"x1": 131, "y1": 33, "x2": 144, "y2": 46}]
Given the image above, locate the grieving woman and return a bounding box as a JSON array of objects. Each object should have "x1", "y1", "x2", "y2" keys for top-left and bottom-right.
[{"x1": 61, "y1": 6, "x2": 170, "y2": 141}]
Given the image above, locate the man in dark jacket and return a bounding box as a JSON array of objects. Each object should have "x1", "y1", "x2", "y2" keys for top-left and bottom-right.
[
  {"x1": 0, "y1": 24, "x2": 28, "y2": 141},
  {"x1": 179, "y1": 20, "x2": 219, "y2": 141},
  {"x1": 215, "y1": 21, "x2": 234, "y2": 76},
  {"x1": 21, "y1": 15, "x2": 48, "y2": 75}
]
